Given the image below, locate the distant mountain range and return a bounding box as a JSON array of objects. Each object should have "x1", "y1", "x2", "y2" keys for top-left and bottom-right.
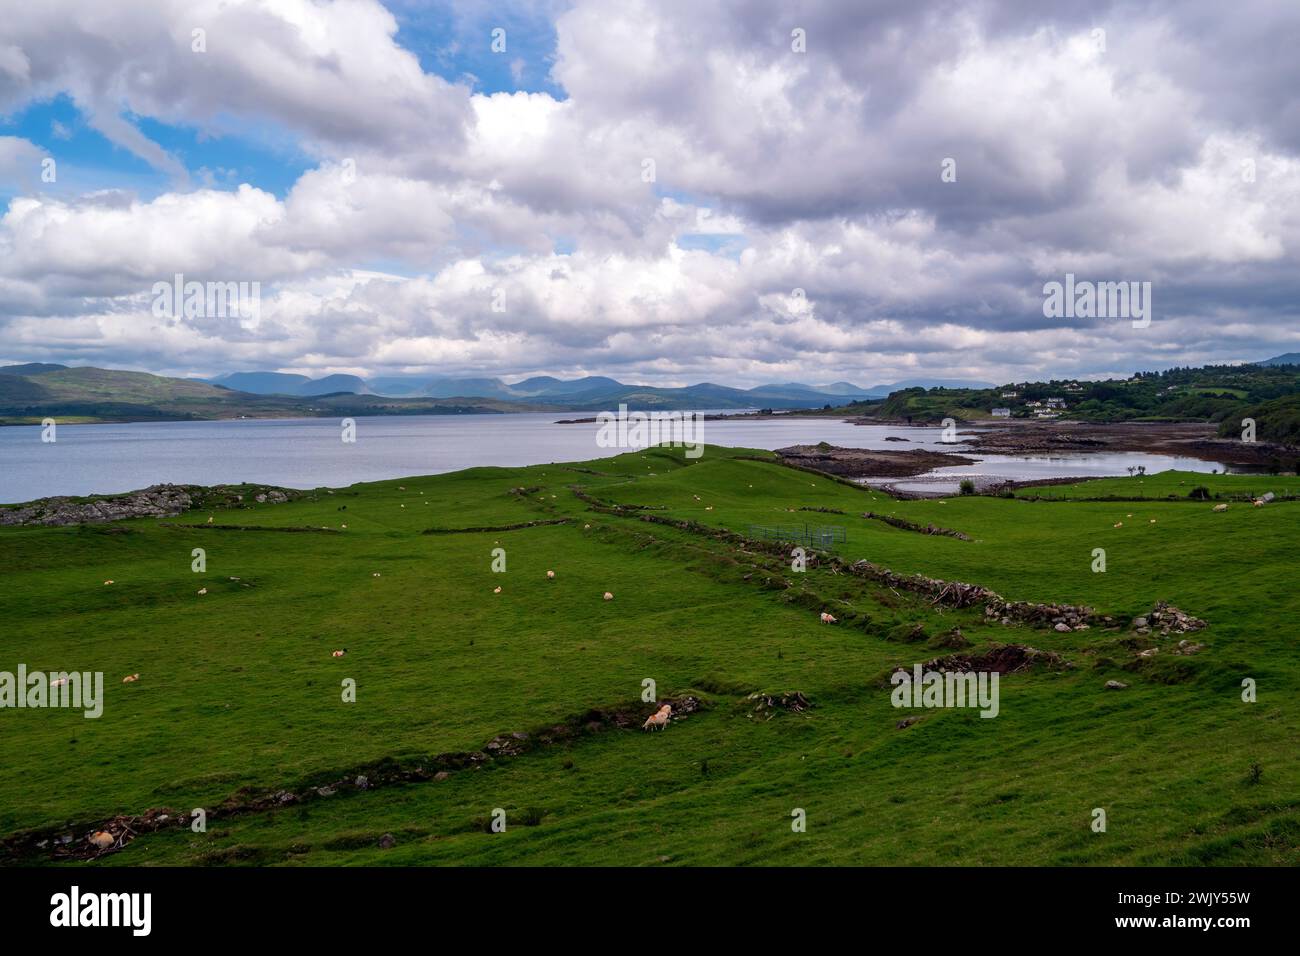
[
  {"x1": 206, "y1": 370, "x2": 997, "y2": 408},
  {"x1": 1260, "y1": 352, "x2": 1300, "y2": 367}
]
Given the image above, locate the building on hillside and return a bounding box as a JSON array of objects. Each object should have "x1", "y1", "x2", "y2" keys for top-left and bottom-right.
[
  {"x1": 991, "y1": 407, "x2": 1012, "y2": 417},
  {"x1": 1044, "y1": 397, "x2": 1066, "y2": 407},
  {"x1": 1001, "y1": 391, "x2": 1019, "y2": 398}
]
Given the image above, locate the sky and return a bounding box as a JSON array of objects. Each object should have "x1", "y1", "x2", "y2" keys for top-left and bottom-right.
[{"x1": 0, "y1": 0, "x2": 1297, "y2": 388}]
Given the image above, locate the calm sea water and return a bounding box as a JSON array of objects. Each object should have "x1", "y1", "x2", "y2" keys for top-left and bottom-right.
[{"x1": 0, "y1": 412, "x2": 1231, "y2": 503}]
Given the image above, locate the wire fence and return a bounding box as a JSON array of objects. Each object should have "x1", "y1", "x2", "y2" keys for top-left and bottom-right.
[{"x1": 746, "y1": 523, "x2": 847, "y2": 549}]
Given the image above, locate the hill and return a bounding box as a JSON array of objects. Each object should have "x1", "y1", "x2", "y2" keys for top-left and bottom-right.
[
  {"x1": 0, "y1": 365, "x2": 553, "y2": 424},
  {"x1": 0, "y1": 448, "x2": 1294, "y2": 865},
  {"x1": 1259, "y1": 352, "x2": 1300, "y2": 367}
]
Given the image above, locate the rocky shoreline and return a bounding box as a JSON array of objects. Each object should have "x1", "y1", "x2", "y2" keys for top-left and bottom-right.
[{"x1": 775, "y1": 443, "x2": 975, "y2": 478}]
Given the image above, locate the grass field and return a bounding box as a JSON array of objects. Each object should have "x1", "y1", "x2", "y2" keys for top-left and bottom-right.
[{"x1": 1, "y1": 446, "x2": 1295, "y2": 866}]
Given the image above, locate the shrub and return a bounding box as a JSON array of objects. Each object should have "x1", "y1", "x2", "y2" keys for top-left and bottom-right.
[
  {"x1": 1188, "y1": 486, "x2": 1211, "y2": 500},
  {"x1": 959, "y1": 478, "x2": 976, "y2": 496}
]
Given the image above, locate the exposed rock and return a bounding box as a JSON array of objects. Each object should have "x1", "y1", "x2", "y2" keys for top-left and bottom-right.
[
  {"x1": 1145, "y1": 601, "x2": 1207, "y2": 635},
  {"x1": 0, "y1": 483, "x2": 298, "y2": 527},
  {"x1": 747, "y1": 690, "x2": 811, "y2": 717},
  {"x1": 378, "y1": 833, "x2": 396, "y2": 849},
  {"x1": 1105, "y1": 680, "x2": 1128, "y2": 690},
  {"x1": 896, "y1": 716, "x2": 923, "y2": 729}
]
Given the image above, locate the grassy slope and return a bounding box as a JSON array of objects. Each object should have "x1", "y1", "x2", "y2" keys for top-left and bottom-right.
[{"x1": 0, "y1": 448, "x2": 1294, "y2": 866}]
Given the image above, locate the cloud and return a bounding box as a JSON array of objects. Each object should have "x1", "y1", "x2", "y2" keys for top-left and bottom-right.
[{"x1": 1, "y1": 0, "x2": 1298, "y2": 384}]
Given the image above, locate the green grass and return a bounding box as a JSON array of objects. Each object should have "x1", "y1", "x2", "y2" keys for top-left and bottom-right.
[{"x1": 1, "y1": 448, "x2": 1295, "y2": 866}]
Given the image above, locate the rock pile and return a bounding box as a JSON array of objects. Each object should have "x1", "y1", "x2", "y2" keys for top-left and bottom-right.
[
  {"x1": 846, "y1": 559, "x2": 1098, "y2": 629},
  {"x1": 747, "y1": 690, "x2": 812, "y2": 716},
  {"x1": 1132, "y1": 602, "x2": 1207, "y2": 636}
]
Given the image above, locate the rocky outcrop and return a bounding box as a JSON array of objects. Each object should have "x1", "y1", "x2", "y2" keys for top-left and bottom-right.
[{"x1": 0, "y1": 483, "x2": 297, "y2": 527}]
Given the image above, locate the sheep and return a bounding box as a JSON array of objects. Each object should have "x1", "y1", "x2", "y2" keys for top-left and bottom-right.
[
  {"x1": 1213, "y1": 503, "x2": 1229, "y2": 512},
  {"x1": 546, "y1": 570, "x2": 555, "y2": 579},
  {"x1": 103, "y1": 580, "x2": 114, "y2": 585},
  {"x1": 88, "y1": 831, "x2": 115, "y2": 850},
  {"x1": 331, "y1": 649, "x2": 347, "y2": 658},
  {"x1": 122, "y1": 674, "x2": 140, "y2": 683},
  {"x1": 493, "y1": 585, "x2": 502, "y2": 593},
  {"x1": 603, "y1": 591, "x2": 614, "y2": 601},
  {"x1": 643, "y1": 704, "x2": 672, "y2": 731},
  {"x1": 820, "y1": 612, "x2": 837, "y2": 624}
]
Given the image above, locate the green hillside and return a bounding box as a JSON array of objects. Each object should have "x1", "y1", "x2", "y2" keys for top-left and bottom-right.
[{"x1": 1, "y1": 447, "x2": 1294, "y2": 866}]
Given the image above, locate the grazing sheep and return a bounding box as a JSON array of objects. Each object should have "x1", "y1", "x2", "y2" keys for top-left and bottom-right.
[
  {"x1": 643, "y1": 704, "x2": 672, "y2": 731},
  {"x1": 493, "y1": 586, "x2": 502, "y2": 594},
  {"x1": 546, "y1": 570, "x2": 555, "y2": 579},
  {"x1": 332, "y1": 649, "x2": 347, "y2": 658},
  {"x1": 1213, "y1": 503, "x2": 1229, "y2": 512},
  {"x1": 1113, "y1": 522, "x2": 1123, "y2": 528},
  {"x1": 103, "y1": 580, "x2": 114, "y2": 585},
  {"x1": 122, "y1": 674, "x2": 140, "y2": 683},
  {"x1": 603, "y1": 591, "x2": 614, "y2": 601},
  {"x1": 820, "y1": 612, "x2": 837, "y2": 624},
  {"x1": 206, "y1": 516, "x2": 213, "y2": 524},
  {"x1": 372, "y1": 572, "x2": 381, "y2": 577},
  {"x1": 88, "y1": 831, "x2": 115, "y2": 850}
]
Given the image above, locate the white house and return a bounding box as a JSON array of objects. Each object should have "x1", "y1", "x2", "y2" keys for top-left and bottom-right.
[{"x1": 991, "y1": 407, "x2": 1012, "y2": 417}]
